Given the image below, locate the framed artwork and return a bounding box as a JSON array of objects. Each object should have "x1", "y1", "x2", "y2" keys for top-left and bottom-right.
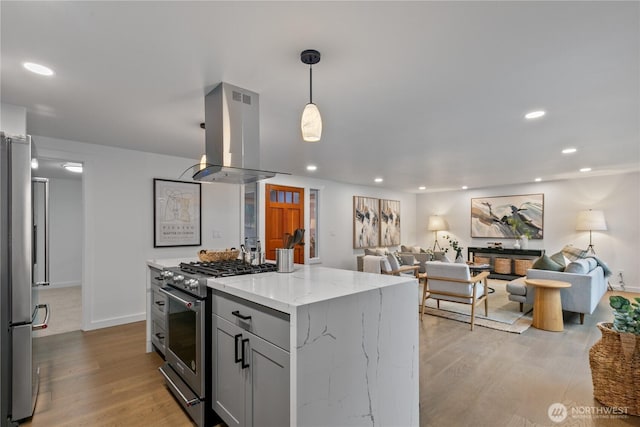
[
  {"x1": 353, "y1": 196, "x2": 380, "y2": 248},
  {"x1": 470, "y1": 193, "x2": 544, "y2": 239},
  {"x1": 153, "y1": 178, "x2": 202, "y2": 247},
  {"x1": 380, "y1": 199, "x2": 400, "y2": 246}
]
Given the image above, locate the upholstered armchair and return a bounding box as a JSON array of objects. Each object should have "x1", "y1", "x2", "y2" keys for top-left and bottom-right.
[{"x1": 421, "y1": 262, "x2": 490, "y2": 330}]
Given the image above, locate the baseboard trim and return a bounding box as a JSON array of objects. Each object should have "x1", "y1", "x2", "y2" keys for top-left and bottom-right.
[
  {"x1": 85, "y1": 312, "x2": 146, "y2": 331},
  {"x1": 47, "y1": 280, "x2": 81, "y2": 289},
  {"x1": 610, "y1": 285, "x2": 640, "y2": 293}
]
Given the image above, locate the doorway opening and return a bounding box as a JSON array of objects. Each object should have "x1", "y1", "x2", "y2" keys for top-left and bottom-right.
[
  {"x1": 32, "y1": 157, "x2": 83, "y2": 337},
  {"x1": 265, "y1": 184, "x2": 305, "y2": 264}
]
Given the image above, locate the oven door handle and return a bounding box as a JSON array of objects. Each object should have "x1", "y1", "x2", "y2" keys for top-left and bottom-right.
[{"x1": 159, "y1": 288, "x2": 199, "y2": 311}]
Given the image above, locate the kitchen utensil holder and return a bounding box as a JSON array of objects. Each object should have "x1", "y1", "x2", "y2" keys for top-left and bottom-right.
[{"x1": 276, "y1": 248, "x2": 294, "y2": 273}]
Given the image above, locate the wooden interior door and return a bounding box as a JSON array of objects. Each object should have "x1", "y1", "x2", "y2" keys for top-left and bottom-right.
[{"x1": 265, "y1": 184, "x2": 304, "y2": 264}]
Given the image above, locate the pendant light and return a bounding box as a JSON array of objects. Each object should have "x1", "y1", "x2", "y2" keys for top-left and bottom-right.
[{"x1": 300, "y1": 49, "x2": 322, "y2": 142}]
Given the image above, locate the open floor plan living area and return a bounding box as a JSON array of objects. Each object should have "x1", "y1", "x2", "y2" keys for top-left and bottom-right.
[{"x1": 1, "y1": 1, "x2": 638, "y2": 426}]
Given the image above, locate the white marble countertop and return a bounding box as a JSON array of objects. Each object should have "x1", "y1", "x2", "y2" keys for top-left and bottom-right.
[
  {"x1": 146, "y1": 257, "x2": 199, "y2": 270},
  {"x1": 207, "y1": 265, "x2": 416, "y2": 314}
]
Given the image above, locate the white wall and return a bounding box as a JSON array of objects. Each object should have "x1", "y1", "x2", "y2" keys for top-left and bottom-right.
[
  {"x1": 35, "y1": 135, "x2": 241, "y2": 330},
  {"x1": 416, "y1": 172, "x2": 640, "y2": 292},
  {"x1": 260, "y1": 175, "x2": 417, "y2": 271},
  {"x1": 0, "y1": 103, "x2": 27, "y2": 136},
  {"x1": 48, "y1": 178, "x2": 83, "y2": 288}
]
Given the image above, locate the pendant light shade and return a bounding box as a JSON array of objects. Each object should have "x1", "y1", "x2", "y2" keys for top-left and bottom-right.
[
  {"x1": 301, "y1": 103, "x2": 322, "y2": 142},
  {"x1": 300, "y1": 49, "x2": 322, "y2": 142}
]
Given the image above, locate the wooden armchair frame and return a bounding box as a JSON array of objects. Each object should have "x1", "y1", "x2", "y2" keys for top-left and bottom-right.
[
  {"x1": 382, "y1": 265, "x2": 419, "y2": 278},
  {"x1": 420, "y1": 270, "x2": 490, "y2": 330}
]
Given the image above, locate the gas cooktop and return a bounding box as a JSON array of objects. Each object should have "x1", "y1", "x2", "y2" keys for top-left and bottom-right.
[{"x1": 178, "y1": 259, "x2": 277, "y2": 277}]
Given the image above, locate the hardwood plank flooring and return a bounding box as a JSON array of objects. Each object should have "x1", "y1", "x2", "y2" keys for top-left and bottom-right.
[{"x1": 21, "y1": 290, "x2": 639, "y2": 426}]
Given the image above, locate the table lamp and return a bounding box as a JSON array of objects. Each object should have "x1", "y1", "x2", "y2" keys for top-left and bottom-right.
[
  {"x1": 575, "y1": 209, "x2": 607, "y2": 254},
  {"x1": 427, "y1": 215, "x2": 449, "y2": 251}
]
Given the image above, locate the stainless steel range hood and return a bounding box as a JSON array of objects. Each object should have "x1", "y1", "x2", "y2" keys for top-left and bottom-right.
[{"x1": 192, "y1": 82, "x2": 281, "y2": 184}]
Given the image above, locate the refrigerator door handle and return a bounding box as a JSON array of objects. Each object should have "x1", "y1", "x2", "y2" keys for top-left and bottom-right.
[{"x1": 32, "y1": 303, "x2": 50, "y2": 330}]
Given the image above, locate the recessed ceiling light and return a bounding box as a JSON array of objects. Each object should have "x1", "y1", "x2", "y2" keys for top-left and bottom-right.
[
  {"x1": 562, "y1": 148, "x2": 577, "y2": 154},
  {"x1": 418, "y1": 186, "x2": 426, "y2": 190},
  {"x1": 306, "y1": 165, "x2": 317, "y2": 171},
  {"x1": 525, "y1": 110, "x2": 545, "y2": 120},
  {"x1": 63, "y1": 162, "x2": 83, "y2": 173},
  {"x1": 23, "y1": 62, "x2": 54, "y2": 76},
  {"x1": 31, "y1": 158, "x2": 39, "y2": 169},
  {"x1": 374, "y1": 177, "x2": 383, "y2": 183},
  {"x1": 535, "y1": 177, "x2": 542, "y2": 182},
  {"x1": 461, "y1": 186, "x2": 468, "y2": 190},
  {"x1": 580, "y1": 167, "x2": 592, "y2": 173}
]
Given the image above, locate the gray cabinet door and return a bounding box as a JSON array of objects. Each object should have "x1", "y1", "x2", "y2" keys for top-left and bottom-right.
[
  {"x1": 245, "y1": 332, "x2": 290, "y2": 427},
  {"x1": 212, "y1": 315, "x2": 247, "y2": 427}
]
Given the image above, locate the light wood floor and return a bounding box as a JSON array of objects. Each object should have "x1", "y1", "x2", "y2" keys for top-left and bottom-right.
[{"x1": 22, "y1": 290, "x2": 638, "y2": 426}]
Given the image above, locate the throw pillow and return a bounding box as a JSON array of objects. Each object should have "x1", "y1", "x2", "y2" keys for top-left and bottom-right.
[
  {"x1": 376, "y1": 248, "x2": 389, "y2": 256},
  {"x1": 401, "y1": 245, "x2": 410, "y2": 252},
  {"x1": 387, "y1": 253, "x2": 400, "y2": 271},
  {"x1": 532, "y1": 254, "x2": 564, "y2": 272},
  {"x1": 565, "y1": 259, "x2": 588, "y2": 274},
  {"x1": 411, "y1": 246, "x2": 421, "y2": 254},
  {"x1": 364, "y1": 248, "x2": 377, "y2": 256},
  {"x1": 550, "y1": 251, "x2": 566, "y2": 267},
  {"x1": 392, "y1": 251, "x2": 405, "y2": 266}
]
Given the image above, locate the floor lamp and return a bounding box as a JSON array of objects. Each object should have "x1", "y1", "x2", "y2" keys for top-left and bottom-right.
[
  {"x1": 427, "y1": 215, "x2": 448, "y2": 252},
  {"x1": 575, "y1": 209, "x2": 607, "y2": 255},
  {"x1": 576, "y1": 209, "x2": 612, "y2": 290}
]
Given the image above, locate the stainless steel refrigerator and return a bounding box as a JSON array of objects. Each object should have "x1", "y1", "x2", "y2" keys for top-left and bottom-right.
[{"x1": 1, "y1": 132, "x2": 50, "y2": 426}]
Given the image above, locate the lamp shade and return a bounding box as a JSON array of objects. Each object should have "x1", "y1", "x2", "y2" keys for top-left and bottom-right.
[
  {"x1": 301, "y1": 103, "x2": 322, "y2": 142},
  {"x1": 427, "y1": 215, "x2": 449, "y2": 231},
  {"x1": 575, "y1": 210, "x2": 607, "y2": 231}
]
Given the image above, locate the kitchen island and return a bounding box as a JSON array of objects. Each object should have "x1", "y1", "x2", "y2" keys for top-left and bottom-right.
[{"x1": 209, "y1": 265, "x2": 419, "y2": 427}]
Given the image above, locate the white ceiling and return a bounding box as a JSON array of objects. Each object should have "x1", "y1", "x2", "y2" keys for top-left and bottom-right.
[{"x1": 2, "y1": 1, "x2": 638, "y2": 192}]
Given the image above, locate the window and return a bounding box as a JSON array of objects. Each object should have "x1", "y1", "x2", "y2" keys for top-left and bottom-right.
[{"x1": 310, "y1": 189, "x2": 319, "y2": 259}]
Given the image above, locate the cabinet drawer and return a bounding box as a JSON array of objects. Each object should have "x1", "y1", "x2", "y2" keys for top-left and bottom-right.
[
  {"x1": 151, "y1": 285, "x2": 167, "y2": 315},
  {"x1": 149, "y1": 267, "x2": 164, "y2": 287},
  {"x1": 151, "y1": 318, "x2": 166, "y2": 355},
  {"x1": 212, "y1": 290, "x2": 290, "y2": 351}
]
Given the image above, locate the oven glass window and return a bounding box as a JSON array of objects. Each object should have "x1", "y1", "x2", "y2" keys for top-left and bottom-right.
[{"x1": 168, "y1": 298, "x2": 197, "y2": 373}]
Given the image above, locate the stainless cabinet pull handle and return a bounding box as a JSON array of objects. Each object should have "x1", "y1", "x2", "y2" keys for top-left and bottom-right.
[
  {"x1": 232, "y1": 310, "x2": 252, "y2": 321},
  {"x1": 155, "y1": 301, "x2": 165, "y2": 307},
  {"x1": 155, "y1": 332, "x2": 165, "y2": 340}
]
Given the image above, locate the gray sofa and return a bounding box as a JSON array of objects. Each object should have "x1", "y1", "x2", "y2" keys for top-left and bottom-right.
[{"x1": 506, "y1": 265, "x2": 607, "y2": 324}]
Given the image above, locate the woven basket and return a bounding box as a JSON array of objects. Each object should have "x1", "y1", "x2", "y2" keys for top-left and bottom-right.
[
  {"x1": 473, "y1": 256, "x2": 490, "y2": 265},
  {"x1": 589, "y1": 322, "x2": 640, "y2": 415},
  {"x1": 494, "y1": 258, "x2": 511, "y2": 274},
  {"x1": 514, "y1": 259, "x2": 533, "y2": 276},
  {"x1": 198, "y1": 249, "x2": 240, "y2": 263}
]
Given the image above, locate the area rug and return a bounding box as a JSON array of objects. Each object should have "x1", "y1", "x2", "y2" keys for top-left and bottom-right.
[{"x1": 420, "y1": 280, "x2": 533, "y2": 333}]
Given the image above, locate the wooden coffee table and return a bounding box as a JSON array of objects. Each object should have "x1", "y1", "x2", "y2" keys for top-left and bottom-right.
[{"x1": 524, "y1": 278, "x2": 572, "y2": 331}]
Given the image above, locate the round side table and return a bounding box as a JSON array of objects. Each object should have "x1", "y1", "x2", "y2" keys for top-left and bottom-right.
[{"x1": 524, "y1": 278, "x2": 572, "y2": 332}]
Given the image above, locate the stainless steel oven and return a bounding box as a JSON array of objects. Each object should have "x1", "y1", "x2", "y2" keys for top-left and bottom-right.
[
  {"x1": 158, "y1": 285, "x2": 206, "y2": 426},
  {"x1": 157, "y1": 260, "x2": 276, "y2": 426}
]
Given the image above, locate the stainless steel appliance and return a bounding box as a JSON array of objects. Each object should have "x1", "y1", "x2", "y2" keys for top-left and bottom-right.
[
  {"x1": 158, "y1": 260, "x2": 276, "y2": 426},
  {"x1": 0, "y1": 133, "x2": 50, "y2": 426}
]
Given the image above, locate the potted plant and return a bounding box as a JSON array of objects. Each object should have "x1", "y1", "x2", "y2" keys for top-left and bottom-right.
[
  {"x1": 589, "y1": 296, "x2": 640, "y2": 416},
  {"x1": 443, "y1": 235, "x2": 464, "y2": 263}
]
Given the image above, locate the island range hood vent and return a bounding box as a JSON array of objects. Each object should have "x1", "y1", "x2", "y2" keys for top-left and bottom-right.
[{"x1": 192, "y1": 82, "x2": 283, "y2": 184}]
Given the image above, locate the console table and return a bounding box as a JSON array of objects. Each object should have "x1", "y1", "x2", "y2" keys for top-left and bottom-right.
[{"x1": 467, "y1": 247, "x2": 544, "y2": 280}]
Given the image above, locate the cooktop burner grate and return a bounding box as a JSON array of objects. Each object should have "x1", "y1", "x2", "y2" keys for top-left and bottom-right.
[{"x1": 178, "y1": 259, "x2": 277, "y2": 277}]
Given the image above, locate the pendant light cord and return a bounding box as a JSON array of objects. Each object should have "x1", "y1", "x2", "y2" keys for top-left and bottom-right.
[{"x1": 309, "y1": 66, "x2": 313, "y2": 103}]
